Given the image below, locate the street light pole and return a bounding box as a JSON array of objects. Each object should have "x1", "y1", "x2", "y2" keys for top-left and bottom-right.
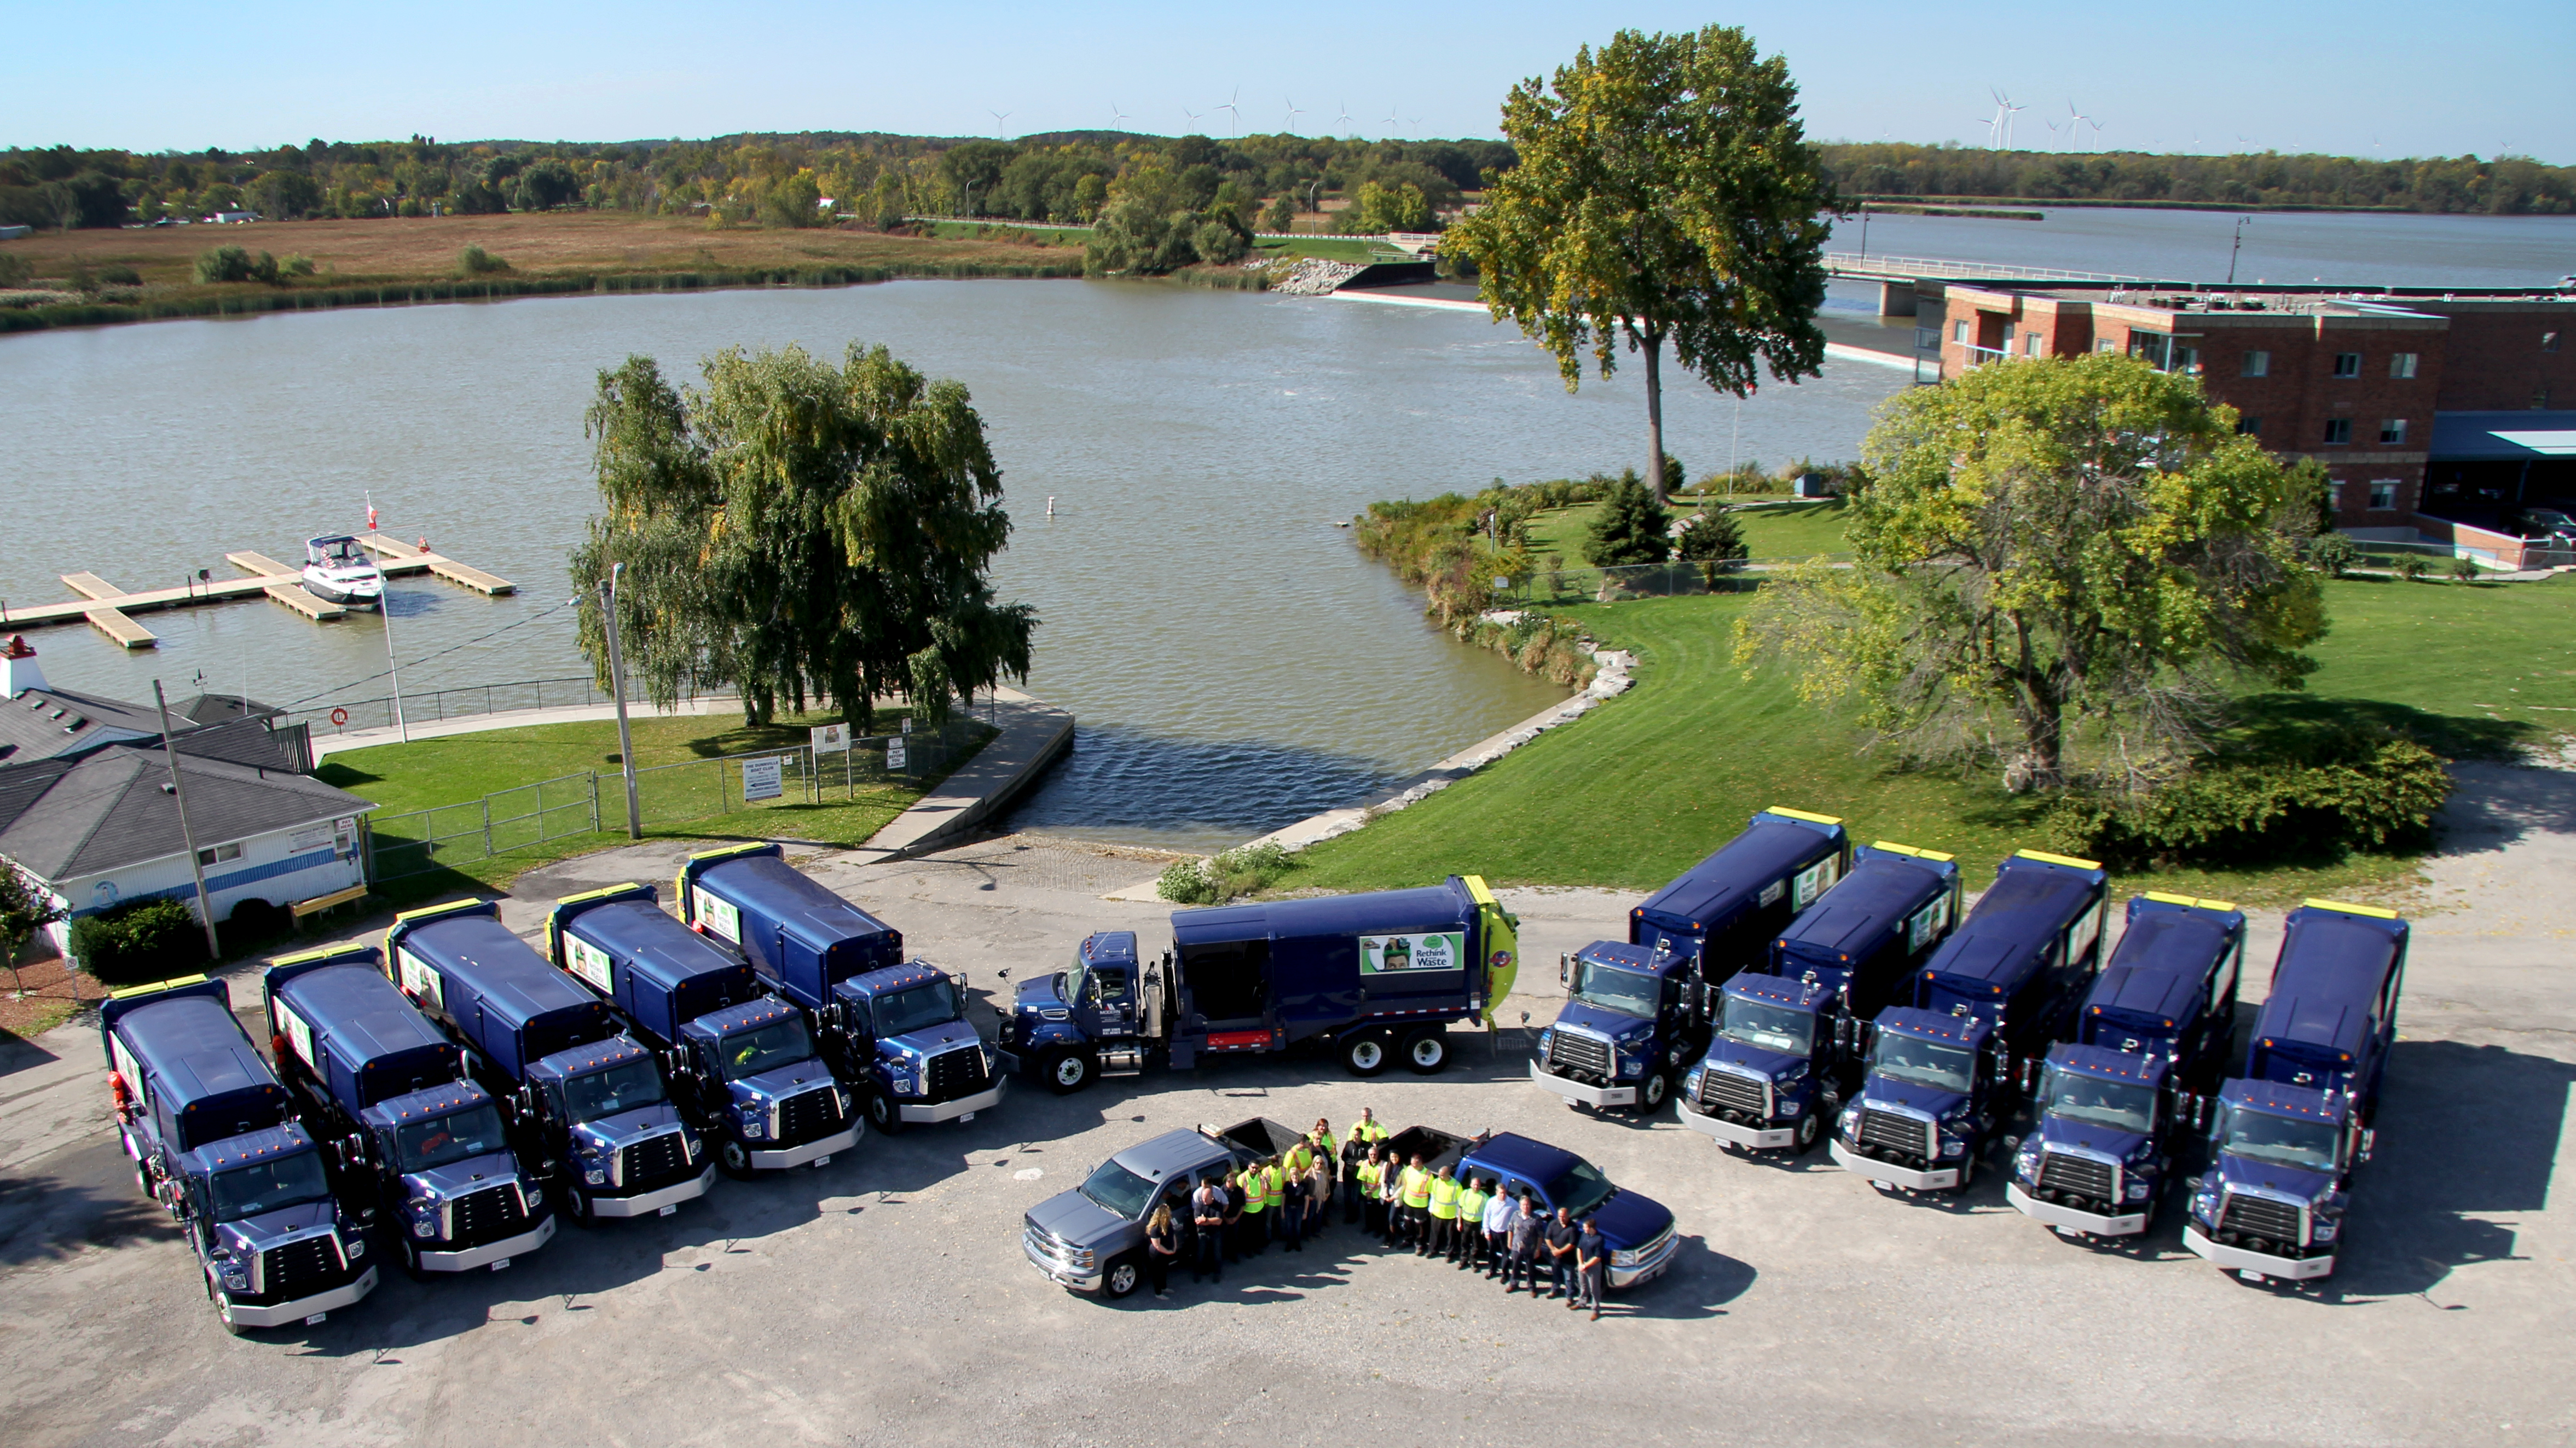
[
  {"x1": 381, "y1": 583, "x2": 408, "y2": 743},
  {"x1": 601, "y1": 564, "x2": 642, "y2": 839},
  {"x1": 152, "y1": 680, "x2": 225, "y2": 960}
]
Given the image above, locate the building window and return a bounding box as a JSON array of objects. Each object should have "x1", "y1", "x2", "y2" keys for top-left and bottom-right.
[
  {"x1": 2095, "y1": 338, "x2": 2117, "y2": 354},
  {"x1": 195, "y1": 842, "x2": 244, "y2": 866},
  {"x1": 2323, "y1": 418, "x2": 2353, "y2": 444},
  {"x1": 2237, "y1": 415, "x2": 2262, "y2": 436},
  {"x1": 2025, "y1": 333, "x2": 2042, "y2": 356},
  {"x1": 2389, "y1": 352, "x2": 2418, "y2": 379},
  {"x1": 2242, "y1": 349, "x2": 2270, "y2": 377},
  {"x1": 2369, "y1": 480, "x2": 2399, "y2": 511},
  {"x1": 1953, "y1": 320, "x2": 1969, "y2": 344},
  {"x1": 2332, "y1": 352, "x2": 2362, "y2": 378},
  {"x1": 2327, "y1": 481, "x2": 2345, "y2": 512},
  {"x1": 2380, "y1": 418, "x2": 2408, "y2": 444}
]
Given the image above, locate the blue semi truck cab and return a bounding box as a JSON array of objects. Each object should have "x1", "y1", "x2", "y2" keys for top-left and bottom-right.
[
  {"x1": 1681, "y1": 842, "x2": 1961, "y2": 1152},
  {"x1": 1832, "y1": 850, "x2": 2109, "y2": 1194},
  {"x1": 387, "y1": 899, "x2": 714, "y2": 1222},
  {"x1": 2185, "y1": 900, "x2": 2407, "y2": 1283},
  {"x1": 1532, "y1": 807, "x2": 1849, "y2": 1114},
  {"x1": 2007, "y1": 893, "x2": 2245, "y2": 1240},
  {"x1": 547, "y1": 883, "x2": 860, "y2": 1177},
  {"x1": 1004, "y1": 875, "x2": 1520, "y2": 1093},
  {"x1": 265, "y1": 945, "x2": 559, "y2": 1277},
  {"x1": 675, "y1": 844, "x2": 1006, "y2": 1132},
  {"x1": 101, "y1": 976, "x2": 378, "y2": 1334}
]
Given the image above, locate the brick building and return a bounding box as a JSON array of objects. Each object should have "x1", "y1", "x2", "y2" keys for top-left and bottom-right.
[{"x1": 1917, "y1": 282, "x2": 2576, "y2": 548}]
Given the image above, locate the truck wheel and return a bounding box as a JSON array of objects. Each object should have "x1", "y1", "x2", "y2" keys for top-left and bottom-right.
[
  {"x1": 1341, "y1": 1030, "x2": 1392, "y2": 1078},
  {"x1": 398, "y1": 1235, "x2": 430, "y2": 1281},
  {"x1": 717, "y1": 1139, "x2": 755, "y2": 1179},
  {"x1": 1401, "y1": 1028, "x2": 1449, "y2": 1075},
  {"x1": 207, "y1": 1274, "x2": 253, "y2": 1337},
  {"x1": 1639, "y1": 1071, "x2": 1670, "y2": 1113},
  {"x1": 1045, "y1": 1049, "x2": 1096, "y2": 1095},
  {"x1": 867, "y1": 1090, "x2": 908, "y2": 1136},
  {"x1": 1793, "y1": 1113, "x2": 1821, "y2": 1153},
  {"x1": 1102, "y1": 1254, "x2": 1141, "y2": 1299},
  {"x1": 564, "y1": 1188, "x2": 594, "y2": 1227}
]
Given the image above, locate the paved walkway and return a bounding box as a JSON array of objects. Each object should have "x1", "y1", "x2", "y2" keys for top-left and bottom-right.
[
  {"x1": 309, "y1": 693, "x2": 743, "y2": 760},
  {"x1": 846, "y1": 687, "x2": 1074, "y2": 861}
]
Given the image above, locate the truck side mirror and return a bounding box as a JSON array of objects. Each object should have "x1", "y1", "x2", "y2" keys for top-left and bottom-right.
[
  {"x1": 1558, "y1": 953, "x2": 1570, "y2": 987},
  {"x1": 2358, "y1": 1128, "x2": 2376, "y2": 1164}
]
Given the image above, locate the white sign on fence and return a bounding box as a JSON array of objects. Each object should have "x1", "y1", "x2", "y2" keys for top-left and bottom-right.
[
  {"x1": 886, "y1": 739, "x2": 907, "y2": 773},
  {"x1": 742, "y1": 755, "x2": 785, "y2": 802},
  {"x1": 811, "y1": 722, "x2": 849, "y2": 754}
]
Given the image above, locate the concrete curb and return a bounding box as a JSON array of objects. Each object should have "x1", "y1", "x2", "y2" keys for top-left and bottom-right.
[
  {"x1": 831, "y1": 687, "x2": 1075, "y2": 864},
  {"x1": 309, "y1": 694, "x2": 743, "y2": 760}
]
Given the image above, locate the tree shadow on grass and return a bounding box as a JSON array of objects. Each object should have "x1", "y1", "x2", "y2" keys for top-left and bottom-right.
[{"x1": 2231, "y1": 692, "x2": 2533, "y2": 765}]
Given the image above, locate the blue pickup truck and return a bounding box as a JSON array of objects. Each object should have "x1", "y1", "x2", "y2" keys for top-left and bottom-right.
[
  {"x1": 1680, "y1": 842, "x2": 1960, "y2": 1152},
  {"x1": 102, "y1": 975, "x2": 378, "y2": 1334},
  {"x1": 2185, "y1": 900, "x2": 2406, "y2": 1283},
  {"x1": 2006, "y1": 893, "x2": 2244, "y2": 1240}
]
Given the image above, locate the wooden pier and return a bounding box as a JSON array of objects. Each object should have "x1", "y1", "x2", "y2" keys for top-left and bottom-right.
[{"x1": 1, "y1": 534, "x2": 515, "y2": 650}]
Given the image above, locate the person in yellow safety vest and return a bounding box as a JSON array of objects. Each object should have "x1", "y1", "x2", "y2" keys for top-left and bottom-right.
[
  {"x1": 1424, "y1": 1163, "x2": 1462, "y2": 1260},
  {"x1": 1397, "y1": 1154, "x2": 1433, "y2": 1252},
  {"x1": 1356, "y1": 1149, "x2": 1387, "y2": 1238},
  {"x1": 1260, "y1": 1159, "x2": 1288, "y2": 1244},
  {"x1": 1350, "y1": 1107, "x2": 1390, "y2": 1144},
  {"x1": 1237, "y1": 1162, "x2": 1267, "y2": 1258},
  {"x1": 1453, "y1": 1175, "x2": 1491, "y2": 1271}
]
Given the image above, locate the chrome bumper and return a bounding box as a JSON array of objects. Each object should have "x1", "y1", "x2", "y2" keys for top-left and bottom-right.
[
  {"x1": 2007, "y1": 1182, "x2": 2148, "y2": 1237},
  {"x1": 1682, "y1": 1104, "x2": 1796, "y2": 1149},
  {"x1": 590, "y1": 1164, "x2": 716, "y2": 1218},
  {"x1": 1529, "y1": 1061, "x2": 1636, "y2": 1107},
  {"x1": 900, "y1": 1079, "x2": 1007, "y2": 1123},
  {"x1": 750, "y1": 1122, "x2": 862, "y2": 1169},
  {"x1": 2185, "y1": 1223, "x2": 2335, "y2": 1280},
  {"x1": 420, "y1": 1212, "x2": 558, "y2": 1271},
  {"x1": 1608, "y1": 1234, "x2": 1680, "y2": 1290},
  {"x1": 219, "y1": 1264, "x2": 380, "y2": 1328},
  {"x1": 1830, "y1": 1139, "x2": 1962, "y2": 1190},
  {"x1": 1024, "y1": 1236, "x2": 1101, "y2": 1291}
]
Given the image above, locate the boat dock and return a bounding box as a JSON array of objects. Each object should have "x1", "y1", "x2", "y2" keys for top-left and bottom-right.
[{"x1": 2, "y1": 534, "x2": 515, "y2": 650}]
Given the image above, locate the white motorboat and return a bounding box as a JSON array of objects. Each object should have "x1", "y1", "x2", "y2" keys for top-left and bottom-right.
[{"x1": 302, "y1": 535, "x2": 384, "y2": 609}]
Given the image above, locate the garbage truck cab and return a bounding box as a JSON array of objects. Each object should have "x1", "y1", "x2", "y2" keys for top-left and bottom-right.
[
  {"x1": 829, "y1": 960, "x2": 1006, "y2": 1133},
  {"x1": 386, "y1": 899, "x2": 713, "y2": 1223},
  {"x1": 265, "y1": 945, "x2": 558, "y2": 1277},
  {"x1": 101, "y1": 976, "x2": 377, "y2": 1334},
  {"x1": 1681, "y1": 842, "x2": 1961, "y2": 1152},
  {"x1": 2185, "y1": 900, "x2": 2406, "y2": 1283},
  {"x1": 2008, "y1": 894, "x2": 2244, "y2": 1240},
  {"x1": 547, "y1": 883, "x2": 859, "y2": 1177}
]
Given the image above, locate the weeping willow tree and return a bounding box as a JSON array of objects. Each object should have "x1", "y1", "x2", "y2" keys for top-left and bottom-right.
[{"x1": 570, "y1": 343, "x2": 1037, "y2": 729}]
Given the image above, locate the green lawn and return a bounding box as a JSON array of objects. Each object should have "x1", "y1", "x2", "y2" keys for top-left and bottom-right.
[{"x1": 1289, "y1": 577, "x2": 2576, "y2": 904}]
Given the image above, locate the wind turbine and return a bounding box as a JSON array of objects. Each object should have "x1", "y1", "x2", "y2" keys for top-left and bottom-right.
[
  {"x1": 1334, "y1": 102, "x2": 1354, "y2": 137},
  {"x1": 1383, "y1": 104, "x2": 1400, "y2": 138},
  {"x1": 1999, "y1": 93, "x2": 2027, "y2": 150},
  {"x1": 1217, "y1": 86, "x2": 1241, "y2": 138},
  {"x1": 1283, "y1": 96, "x2": 1304, "y2": 135},
  {"x1": 1110, "y1": 101, "x2": 1131, "y2": 130},
  {"x1": 988, "y1": 109, "x2": 1011, "y2": 140},
  {"x1": 1182, "y1": 105, "x2": 1203, "y2": 132}
]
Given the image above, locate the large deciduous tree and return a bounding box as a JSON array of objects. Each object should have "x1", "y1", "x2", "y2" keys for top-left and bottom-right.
[
  {"x1": 571, "y1": 344, "x2": 1037, "y2": 731},
  {"x1": 1449, "y1": 25, "x2": 1836, "y2": 505},
  {"x1": 1737, "y1": 352, "x2": 2325, "y2": 792}
]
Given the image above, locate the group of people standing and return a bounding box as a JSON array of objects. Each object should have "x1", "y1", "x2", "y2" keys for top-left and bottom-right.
[{"x1": 1138, "y1": 1108, "x2": 1612, "y2": 1320}]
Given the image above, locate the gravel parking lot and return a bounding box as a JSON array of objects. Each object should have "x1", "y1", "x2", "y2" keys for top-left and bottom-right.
[{"x1": 3, "y1": 768, "x2": 2572, "y2": 1448}]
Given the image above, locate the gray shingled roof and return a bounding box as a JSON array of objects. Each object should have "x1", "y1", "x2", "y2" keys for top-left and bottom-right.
[
  {"x1": 0, "y1": 746, "x2": 374, "y2": 882},
  {"x1": 0, "y1": 686, "x2": 160, "y2": 766}
]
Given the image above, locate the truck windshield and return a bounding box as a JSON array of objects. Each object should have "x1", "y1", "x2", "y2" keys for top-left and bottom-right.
[
  {"x1": 875, "y1": 981, "x2": 964, "y2": 1037},
  {"x1": 1572, "y1": 960, "x2": 1657, "y2": 1019},
  {"x1": 1720, "y1": 995, "x2": 1813, "y2": 1055},
  {"x1": 395, "y1": 1103, "x2": 509, "y2": 1173},
  {"x1": 1076, "y1": 1158, "x2": 1156, "y2": 1220},
  {"x1": 208, "y1": 1153, "x2": 332, "y2": 1221},
  {"x1": 559, "y1": 1059, "x2": 668, "y2": 1123},
  {"x1": 2038, "y1": 1065, "x2": 2156, "y2": 1135},
  {"x1": 718, "y1": 1018, "x2": 818, "y2": 1081},
  {"x1": 2216, "y1": 1102, "x2": 2340, "y2": 1174},
  {"x1": 1867, "y1": 1033, "x2": 1976, "y2": 1093},
  {"x1": 1548, "y1": 1160, "x2": 1616, "y2": 1219}
]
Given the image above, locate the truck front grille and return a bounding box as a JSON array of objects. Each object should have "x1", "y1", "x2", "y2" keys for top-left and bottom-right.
[
  {"x1": 1546, "y1": 1031, "x2": 1612, "y2": 1080},
  {"x1": 260, "y1": 1233, "x2": 347, "y2": 1300},
  {"x1": 617, "y1": 1131, "x2": 692, "y2": 1192},
  {"x1": 925, "y1": 1044, "x2": 989, "y2": 1100},
  {"x1": 2036, "y1": 1152, "x2": 2117, "y2": 1206},
  {"x1": 1024, "y1": 1220, "x2": 1091, "y2": 1270},
  {"x1": 1695, "y1": 1067, "x2": 1769, "y2": 1120},
  {"x1": 775, "y1": 1085, "x2": 847, "y2": 1147},
  {"x1": 1857, "y1": 1108, "x2": 1934, "y2": 1162},
  {"x1": 2218, "y1": 1191, "x2": 2305, "y2": 1248},
  {"x1": 451, "y1": 1183, "x2": 530, "y2": 1248}
]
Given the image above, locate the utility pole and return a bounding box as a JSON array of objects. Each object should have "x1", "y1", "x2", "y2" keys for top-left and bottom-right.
[
  {"x1": 2226, "y1": 215, "x2": 2254, "y2": 286},
  {"x1": 152, "y1": 680, "x2": 224, "y2": 960},
  {"x1": 601, "y1": 564, "x2": 642, "y2": 839},
  {"x1": 381, "y1": 583, "x2": 408, "y2": 743}
]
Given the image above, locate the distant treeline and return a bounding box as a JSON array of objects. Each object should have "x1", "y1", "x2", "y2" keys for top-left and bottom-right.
[{"x1": 3, "y1": 132, "x2": 2567, "y2": 234}]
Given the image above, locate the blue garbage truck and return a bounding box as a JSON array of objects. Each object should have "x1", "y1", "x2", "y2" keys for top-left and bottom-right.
[
  {"x1": 1831, "y1": 850, "x2": 2109, "y2": 1194},
  {"x1": 675, "y1": 844, "x2": 1006, "y2": 1134},
  {"x1": 101, "y1": 975, "x2": 378, "y2": 1334},
  {"x1": 1531, "y1": 807, "x2": 1850, "y2": 1115},
  {"x1": 1002, "y1": 874, "x2": 1520, "y2": 1093},
  {"x1": 2184, "y1": 900, "x2": 2406, "y2": 1283},
  {"x1": 1680, "y1": 842, "x2": 1962, "y2": 1152},
  {"x1": 2005, "y1": 893, "x2": 2245, "y2": 1239},
  {"x1": 264, "y1": 944, "x2": 560, "y2": 1277},
  {"x1": 386, "y1": 899, "x2": 714, "y2": 1223},
  {"x1": 546, "y1": 882, "x2": 860, "y2": 1176}
]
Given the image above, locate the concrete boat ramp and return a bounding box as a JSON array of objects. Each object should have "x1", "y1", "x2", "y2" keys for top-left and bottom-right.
[{"x1": 1, "y1": 532, "x2": 513, "y2": 649}]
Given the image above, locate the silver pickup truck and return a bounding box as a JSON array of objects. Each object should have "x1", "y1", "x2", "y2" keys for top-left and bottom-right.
[{"x1": 1022, "y1": 1116, "x2": 1304, "y2": 1299}]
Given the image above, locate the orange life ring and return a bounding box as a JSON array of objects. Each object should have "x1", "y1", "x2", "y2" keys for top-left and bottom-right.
[{"x1": 330, "y1": 708, "x2": 349, "y2": 726}]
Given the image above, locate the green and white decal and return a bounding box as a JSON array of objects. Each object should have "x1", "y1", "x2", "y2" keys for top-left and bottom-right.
[
  {"x1": 273, "y1": 1000, "x2": 316, "y2": 1069},
  {"x1": 565, "y1": 936, "x2": 615, "y2": 993},
  {"x1": 396, "y1": 948, "x2": 444, "y2": 1010},
  {"x1": 696, "y1": 888, "x2": 742, "y2": 945},
  {"x1": 1792, "y1": 855, "x2": 1843, "y2": 910},
  {"x1": 1362, "y1": 931, "x2": 1464, "y2": 974}
]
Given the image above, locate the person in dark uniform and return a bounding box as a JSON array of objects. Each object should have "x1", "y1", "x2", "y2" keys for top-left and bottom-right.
[
  {"x1": 1145, "y1": 1203, "x2": 1180, "y2": 1299},
  {"x1": 1574, "y1": 1215, "x2": 1607, "y2": 1319},
  {"x1": 1503, "y1": 1189, "x2": 1542, "y2": 1293},
  {"x1": 1191, "y1": 1173, "x2": 1229, "y2": 1283},
  {"x1": 1542, "y1": 1206, "x2": 1579, "y2": 1301},
  {"x1": 1224, "y1": 1167, "x2": 1249, "y2": 1262}
]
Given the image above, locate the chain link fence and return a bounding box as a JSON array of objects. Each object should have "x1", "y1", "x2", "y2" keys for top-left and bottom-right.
[{"x1": 288, "y1": 676, "x2": 736, "y2": 737}]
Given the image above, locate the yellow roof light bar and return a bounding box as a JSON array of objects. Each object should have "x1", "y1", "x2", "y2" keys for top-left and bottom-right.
[
  {"x1": 2013, "y1": 848, "x2": 2102, "y2": 871},
  {"x1": 1763, "y1": 806, "x2": 1845, "y2": 826},
  {"x1": 1871, "y1": 841, "x2": 1956, "y2": 862},
  {"x1": 2303, "y1": 898, "x2": 2400, "y2": 920}
]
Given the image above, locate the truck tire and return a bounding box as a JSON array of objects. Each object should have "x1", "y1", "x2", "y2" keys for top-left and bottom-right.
[
  {"x1": 399, "y1": 1235, "x2": 430, "y2": 1281},
  {"x1": 1045, "y1": 1048, "x2": 1096, "y2": 1095},
  {"x1": 1341, "y1": 1030, "x2": 1393, "y2": 1078},
  {"x1": 564, "y1": 1187, "x2": 595, "y2": 1227},
  {"x1": 1793, "y1": 1111, "x2": 1821, "y2": 1152},
  {"x1": 1102, "y1": 1253, "x2": 1142, "y2": 1299},
  {"x1": 1401, "y1": 1028, "x2": 1449, "y2": 1075},
  {"x1": 1639, "y1": 1070, "x2": 1670, "y2": 1113},
  {"x1": 717, "y1": 1138, "x2": 756, "y2": 1179},
  {"x1": 866, "y1": 1089, "x2": 908, "y2": 1136}
]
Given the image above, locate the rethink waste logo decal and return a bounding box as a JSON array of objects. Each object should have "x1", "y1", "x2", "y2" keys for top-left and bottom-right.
[{"x1": 1362, "y1": 931, "x2": 1464, "y2": 974}]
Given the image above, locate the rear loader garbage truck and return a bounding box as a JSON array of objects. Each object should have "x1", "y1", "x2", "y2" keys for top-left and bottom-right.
[
  {"x1": 265, "y1": 945, "x2": 559, "y2": 1277},
  {"x1": 2007, "y1": 893, "x2": 2244, "y2": 1240},
  {"x1": 2184, "y1": 900, "x2": 2407, "y2": 1283},
  {"x1": 1000, "y1": 874, "x2": 1519, "y2": 1093},
  {"x1": 546, "y1": 883, "x2": 859, "y2": 1176},
  {"x1": 675, "y1": 844, "x2": 1006, "y2": 1133},
  {"x1": 1680, "y1": 842, "x2": 1961, "y2": 1152},
  {"x1": 386, "y1": 899, "x2": 714, "y2": 1223},
  {"x1": 1831, "y1": 850, "x2": 2108, "y2": 1195},
  {"x1": 102, "y1": 976, "x2": 378, "y2": 1334}
]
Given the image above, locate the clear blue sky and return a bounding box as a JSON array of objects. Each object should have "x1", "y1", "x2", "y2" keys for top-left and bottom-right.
[{"x1": 4, "y1": 0, "x2": 2567, "y2": 163}]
